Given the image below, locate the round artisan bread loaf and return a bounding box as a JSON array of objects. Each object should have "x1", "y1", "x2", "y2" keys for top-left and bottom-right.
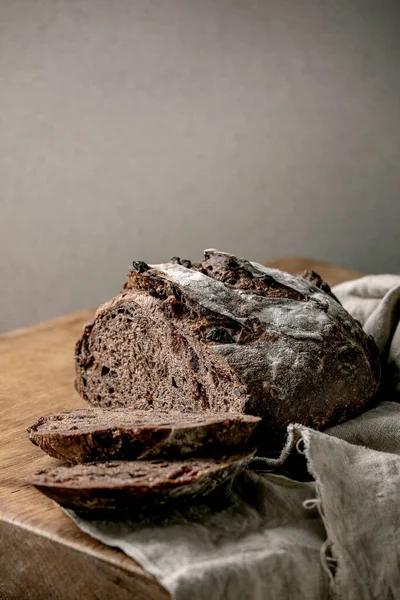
[{"x1": 75, "y1": 249, "x2": 380, "y2": 453}]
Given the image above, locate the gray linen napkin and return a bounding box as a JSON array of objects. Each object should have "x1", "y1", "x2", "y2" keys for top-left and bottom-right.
[{"x1": 67, "y1": 274, "x2": 400, "y2": 600}]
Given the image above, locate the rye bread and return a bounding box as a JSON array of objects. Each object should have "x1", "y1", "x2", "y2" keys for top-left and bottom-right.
[
  {"x1": 75, "y1": 249, "x2": 381, "y2": 453},
  {"x1": 27, "y1": 409, "x2": 260, "y2": 462},
  {"x1": 30, "y1": 453, "x2": 252, "y2": 513}
]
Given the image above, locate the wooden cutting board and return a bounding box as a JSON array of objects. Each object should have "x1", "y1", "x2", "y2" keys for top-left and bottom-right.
[{"x1": 0, "y1": 258, "x2": 362, "y2": 600}]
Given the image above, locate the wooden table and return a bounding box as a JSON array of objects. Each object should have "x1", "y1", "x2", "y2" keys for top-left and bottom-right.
[{"x1": 0, "y1": 258, "x2": 362, "y2": 600}]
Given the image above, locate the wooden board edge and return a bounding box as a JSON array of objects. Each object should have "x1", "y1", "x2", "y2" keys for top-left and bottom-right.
[
  {"x1": 0, "y1": 513, "x2": 154, "y2": 581},
  {"x1": 0, "y1": 519, "x2": 170, "y2": 600}
]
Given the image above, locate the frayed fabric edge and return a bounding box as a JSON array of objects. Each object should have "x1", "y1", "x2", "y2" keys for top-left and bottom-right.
[
  {"x1": 249, "y1": 425, "x2": 302, "y2": 470},
  {"x1": 250, "y1": 424, "x2": 340, "y2": 597},
  {"x1": 297, "y1": 426, "x2": 341, "y2": 600}
]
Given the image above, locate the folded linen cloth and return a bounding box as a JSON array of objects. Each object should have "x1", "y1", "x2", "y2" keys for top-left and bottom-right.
[{"x1": 67, "y1": 274, "x2": 400, "y2": 600}]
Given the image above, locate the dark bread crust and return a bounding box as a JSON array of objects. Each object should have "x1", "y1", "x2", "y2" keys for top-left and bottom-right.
[
  {"x1": 75, "y1": 249, "x2": 381, "y2": 454},
  {"x1": 27, "y1": 409, "x2": 260, "y2": 463},
  {"x1": 30, "y1": 453, "x2": 253, "y2": 513},
  {"x1": 299, "y1": 270, "x2": 341, "y2": 304},
  {"x1": 196, "y1": 251, "x2": 308, "y2": 301}
]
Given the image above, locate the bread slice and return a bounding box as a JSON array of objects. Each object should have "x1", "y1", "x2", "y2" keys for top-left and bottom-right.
[
  {"x1": 75, "y1": 249, "x2": 381, "y2": 453},
  {"x1": 30, "y1": 453, "x2": 253, "y2": 513},
  {"x1": 27, "y1": 408, "x2": 260, "y2": 462}
]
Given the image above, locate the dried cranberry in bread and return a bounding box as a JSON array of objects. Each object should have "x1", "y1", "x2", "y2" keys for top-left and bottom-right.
[
  {"x1": 30, "y1": 454, "x2": 252, "y2": 512},
  {"x1": 27, "y1": 409, "x2": 260, "y2": 462},
  {"x1": 75, "y1": 249, "x2": 380, "y2": 453}
]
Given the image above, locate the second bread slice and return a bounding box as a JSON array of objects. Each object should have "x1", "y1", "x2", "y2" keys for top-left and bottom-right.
[
  {"x1": 30, "y1": 454, "x2": 253, "y2": 513},
  {"x1": 27, "y1": 409, "x2": 260, "y2": 462}
]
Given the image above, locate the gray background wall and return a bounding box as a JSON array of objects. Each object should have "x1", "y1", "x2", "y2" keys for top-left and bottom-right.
[{"x1": 1, "y1": 0, "x2": 400, "y2": 333}]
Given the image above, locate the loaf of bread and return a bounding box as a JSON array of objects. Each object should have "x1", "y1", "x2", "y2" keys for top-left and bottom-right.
[
  {"x1": 27, "y1": 409, "x2": 260, "y2": 462},
  {"x1": 30, "y1": 453, "x2": 253, "y2": 512},
  {"x1": 75, "y1": 249, "x2": 381, "y2": 453}
]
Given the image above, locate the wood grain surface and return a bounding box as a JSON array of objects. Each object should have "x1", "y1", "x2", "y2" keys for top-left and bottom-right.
[{"x1": 0, "y1": 259, "x2": 359, "y2": 600}]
